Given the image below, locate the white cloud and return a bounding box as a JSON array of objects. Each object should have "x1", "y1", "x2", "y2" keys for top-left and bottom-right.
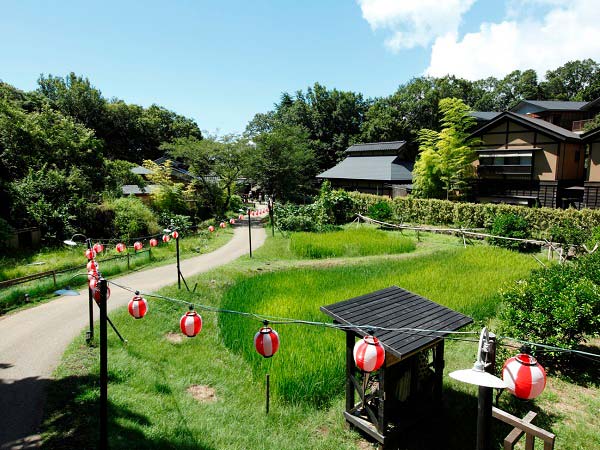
[
  {"x1": 426, "y1": 0, "x2": 600, "y2": 79},
  {"x1": 357, "y1": 0, "x2": 476, "y2": 51}
]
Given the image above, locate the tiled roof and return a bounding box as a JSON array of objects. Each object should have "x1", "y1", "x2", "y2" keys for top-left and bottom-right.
[
  {"x1": 512, "y1": 100, "x2": 588, "y2": 111},
  {"x1": 344, "y1": 141, "x2": 406, "y2": 153},
  {"x1": 121, "y1": 184, "x2": 160, "y2": 195},
  {"x1": 317, "y1": 156, "x2": 413, "y2": 182}
]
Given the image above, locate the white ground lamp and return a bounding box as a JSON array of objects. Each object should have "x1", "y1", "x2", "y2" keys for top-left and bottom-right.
[{"x1": 449, "y1": 328, "x2": 506, "y2": 450}]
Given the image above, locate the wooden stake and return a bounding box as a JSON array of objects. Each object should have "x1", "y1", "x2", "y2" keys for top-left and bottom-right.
[{"x1": 266, "y1": 373, "x2": 270, "y2": 414}]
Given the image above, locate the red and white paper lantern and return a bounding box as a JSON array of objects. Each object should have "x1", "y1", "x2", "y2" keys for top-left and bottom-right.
[
  {"x1": 133, "y1": 241, "x2": 143, "y2": 251},
  {"x1": 93, "y1": 285, "x2": 111, "y2": 302},
  {"x1": 149, "y1": 238, "x2": 158, "y2": 247},
  {"x1": 87, "y1": 260, "x2": 98, "y2": 272},
  {"x1": 162, "y1": 234, "x2": 170, "y2": 243},
  {"x1": 180, "y1": 311, "x2": 202, "y2": 337},
  {"x1": 254, "y1": 326, "x2": 280, "y2": 358},
  {"x1": 502, "y1": 354, "x2": 547, "y2": 400},
  {"x1": 353, "y1": 335, "x2": 385, "y2": 373},
  {"x1": 239, "y1": 214, "x2": 244, "y2": 220},
  {"x1": 128, "y1": 293, "x2": 148, "y2": 319},
  {"x1": 208, "y1": 225, "x2": 215, "y2": 233},
  {"x1": 93, "y1": 243, "x2": 104, "y2": 254},
  {"x1": 116, "y1": 243, "x2": 126, "y2": 253},
  {"x1": 85, "y1": 248, "x2": 96, "y2": 260},
  {"x1": 219, "y1": 222, "x2": 226, "y2": 228},
  {"x1": 229, "y1": 218, "x2": 235, "y2": 225},
  {"x1": 89, "y1": 277, "x2": 98, "y2": 290},
  {"x1": 88, "y1": 269, "x2": 98, "y2": 280},
  {"x1": 172, "y1": 230, "x2": 179, "y2": 239}
]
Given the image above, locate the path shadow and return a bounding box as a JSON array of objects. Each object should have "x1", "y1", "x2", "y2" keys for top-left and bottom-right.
[
  {"x1": 359, "y1": 387, "x2": 560, "y2": 450},
  {"x1": 0, "y1": 374, "x2": 217, "y2": 450}
]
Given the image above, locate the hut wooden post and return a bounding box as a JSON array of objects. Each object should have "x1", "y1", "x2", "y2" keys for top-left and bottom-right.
[
  {"x1": 433, "y1": 340, "x2": 445, "y2": 403},
  {"x1": 346, "y1": 332, "x2": 355, "y2": 412}
]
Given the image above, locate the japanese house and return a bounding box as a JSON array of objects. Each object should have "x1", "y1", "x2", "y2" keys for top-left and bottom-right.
[{"x1": 316, "y1": 141, "x2": 413, "y2": 197}]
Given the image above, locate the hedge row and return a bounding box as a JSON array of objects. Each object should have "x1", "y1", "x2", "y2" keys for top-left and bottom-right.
[{"x1": 348, "y1": 192, "x2": 600, "y2": 238}]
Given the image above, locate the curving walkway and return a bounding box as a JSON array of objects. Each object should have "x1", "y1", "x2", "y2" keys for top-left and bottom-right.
[{"x1": 0, "y1": 226, "x2": 266, "y2": 449}]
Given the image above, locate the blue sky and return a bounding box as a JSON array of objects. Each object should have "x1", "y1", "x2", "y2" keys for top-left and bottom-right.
[{"x1": 1, "y1": 1, "x2": 599, "y2": 134}]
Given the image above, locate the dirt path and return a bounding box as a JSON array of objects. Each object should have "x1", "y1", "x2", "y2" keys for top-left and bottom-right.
[{"x1": 0, "y1": 226, "x2": 266, "y2": 449}]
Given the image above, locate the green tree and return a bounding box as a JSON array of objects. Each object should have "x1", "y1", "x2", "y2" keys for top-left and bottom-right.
[
  {"x1": 161, "y1": 135, "x2": 250, "y2": 216},
  {"x1": 541, "y1": 59, "x2": 600, "y2": 101},
  {"x1": 244, "y1": 125, "x2": 315, "y2": 201},
  {"x1": 246, "y1": 83, "x2": 368, "y2": 172},
  {"x1": 413, "y1": 98, "x2": 479, "y2": 199}
]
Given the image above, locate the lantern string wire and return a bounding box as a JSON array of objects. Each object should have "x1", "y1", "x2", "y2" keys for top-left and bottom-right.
[{"x1": 107, "y1": 279, "x2": 600, "y2": 361}]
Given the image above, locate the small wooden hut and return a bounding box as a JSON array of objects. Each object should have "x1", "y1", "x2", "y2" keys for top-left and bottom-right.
[{"x1": 320, "y1": 286, "x2": 473, "y2": 448}]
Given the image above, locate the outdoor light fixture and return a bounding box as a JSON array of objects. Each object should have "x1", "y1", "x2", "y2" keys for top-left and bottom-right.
[
  {"x1": 449, "y1": 328, "x2": 506, "y2": 389},
  {"x1": 63, "y1": 233, "x2": 89, "y2": 247},
  {"x1": 449, "y1": 328, "x2": 505, "y2": 450}
]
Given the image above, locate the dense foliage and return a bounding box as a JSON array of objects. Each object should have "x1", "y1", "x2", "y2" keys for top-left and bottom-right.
[
  {"x1": 500, "y1": 252, "x2": 600, "y2": 352},
  {"x1": 413, "y1": 98, "x2": 479, "y2": 199},
  {"x1": 487, "y1": 213, "x2": 532, "y2": 251},
  {"x1": 349, "y1": 192, "x2": 600, "y2": 240},
  {"x1": 0, "y1": 74, "x2": 202, "y2": 244}
]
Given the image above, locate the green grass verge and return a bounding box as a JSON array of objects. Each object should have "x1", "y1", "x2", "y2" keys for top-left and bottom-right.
[
  {"x1": 0, "y1": 229, "x2": 233, "y2": 313},
  {"x1": 290, "y1": 227, "x2": 416, "y2": 258}
]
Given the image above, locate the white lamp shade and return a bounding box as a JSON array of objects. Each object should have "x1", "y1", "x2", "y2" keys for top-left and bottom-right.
[
  {"x1": 63, "y1": 239, "x2": 78, "y2": 246},
  {"x1": 449, "y1": 369, "x2": 507, "y2": 389}
]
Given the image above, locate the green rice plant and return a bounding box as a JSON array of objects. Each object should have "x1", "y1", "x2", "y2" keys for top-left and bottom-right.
[
  {"x1": 289, "y1": 228, "x2": 415, "y2": 259},
  {"x1": 220, "y1": 246, "x2": 537, "y2": 406}
]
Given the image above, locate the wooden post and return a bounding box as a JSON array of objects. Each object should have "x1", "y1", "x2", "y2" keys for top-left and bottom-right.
[
  {"x1": 377, "y1": 365, "x2": 386, "y2": 434},
  {"x1": 266, "y1": 373, "x2": 270, "y2": 414},
  {"x1": 477, "y1": 334, "x2": 496, "y2": 450},
  {"x1": 433, "y1": 341, "x2": 445, "y2": 403},
  {"x1": 127, "y1": 252, "x2": 130, "y2": 270},
  {"x1": 99, "y1": 278, "x2": 108, "y2": 450},
  {"x1": 346, "y1": 332, "x2": 355, "y2": 412},
  {"x1": 247, "y1": 208, "x2": 253, "y2": 258},
  {"x1": 52, "y1": 271, "x2": 57, "y2": 288}
]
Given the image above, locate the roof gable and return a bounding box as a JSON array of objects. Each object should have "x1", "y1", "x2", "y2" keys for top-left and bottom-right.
[
  {"x1": 470, "y1": 111, "x2": 580, "y2": 142},
  {"x1": 317, "y1": 156, "x2": 412, "y2": 182}
]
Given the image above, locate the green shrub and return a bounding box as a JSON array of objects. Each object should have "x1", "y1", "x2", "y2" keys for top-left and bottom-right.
[
  {"x1": 318, "y1": 181, "x2": 357, "y2": 225},
  {"x1": 549, "y1": 219, "x2": 587, "y2": 245},
  {"x1": 273, "y1": 203, "x2": 320, "y2": 232},
  {"x1": 348, "y1": 192, "x2": 600, "y2": 239},
  {"x1": 0, "y1": 218, "x2": 14, "y2": 250},
  {"x1": 109, "y1": 197, "x2": 160, "y2": 239},
  {"x1": 488, "y1": 213, "x2": 533, "y2": 251},
  {"x1": 368, "y1": 200, "x2": 393, "y2": 222},
  {"x1": 228, "y1": 194, "x2": 243, "y2": 213},
  {"x1": 499, "y1": 253, "x2": 600, "y2": 352},
  {"x1": 158, "y1": 213, "x2": 192, "y2": 233}
]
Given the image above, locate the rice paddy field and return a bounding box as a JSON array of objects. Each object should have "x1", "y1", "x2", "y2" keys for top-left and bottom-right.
[
  {"x1": 41, "y1": 227, "x2": 599, "y2": 450},
  {"x1": 289, "y1": 227, "x2": 416, "y2": 258}
]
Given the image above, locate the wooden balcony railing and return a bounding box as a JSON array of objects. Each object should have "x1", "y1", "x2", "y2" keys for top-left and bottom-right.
[{"x1": 477, "y1": 165, "x2": 532, "y2": 176}]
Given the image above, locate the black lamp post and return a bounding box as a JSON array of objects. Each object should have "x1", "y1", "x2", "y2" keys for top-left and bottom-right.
[
  {"x1": 241, "y1": 208, "x2": 252, "y2": 258},
  {"x1": 64, "y1": 233, "x2": 94, "y2": 342}
]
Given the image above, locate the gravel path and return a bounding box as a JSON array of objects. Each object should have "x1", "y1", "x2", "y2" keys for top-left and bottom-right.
[{"x1": 0, "y1": 226, "x2": 266, "y2": 449}]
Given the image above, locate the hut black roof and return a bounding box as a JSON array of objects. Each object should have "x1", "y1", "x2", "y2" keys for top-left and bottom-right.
[{"x1": 320, "y1": 286, "x2": 473, "y2": 360}]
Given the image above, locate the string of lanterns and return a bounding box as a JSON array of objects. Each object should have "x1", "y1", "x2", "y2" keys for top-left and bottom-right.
[{"x1": 81, "y1": 218, "x2": 600, "y2": 403}]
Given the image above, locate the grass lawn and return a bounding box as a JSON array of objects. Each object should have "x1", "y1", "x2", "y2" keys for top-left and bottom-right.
[
  {"x1": 41, "y1": 227, "x2": 598, "y2": 450},
  {"x1": 0, "y1": 228, "x2": 233, "y2": 314}
]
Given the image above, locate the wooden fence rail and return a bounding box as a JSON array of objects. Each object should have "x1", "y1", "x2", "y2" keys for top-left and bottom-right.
[
  {"x1": 0, "y1": 249, "x2": 151, "y2": 290},
  {"x1": 492, "y1": 407, "x2": 555, "y2": 450}
]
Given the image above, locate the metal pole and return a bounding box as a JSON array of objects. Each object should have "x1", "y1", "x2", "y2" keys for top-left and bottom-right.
[
  {"x1": 99, "y1": 278, "x2": 108, "y2": 449},
  {"x1": 266, "y1": 373, "x2": 270, "y2": 414},
  {"x1": 176, "y1": 236, "x2": 181, "y2": 289},
  {"x1": 269, "y1": 199, "x2": 275, "y2": 238},
  {"x1": 86, "y1": 239, "x2": 94, "y2": 343},
  {"x1": 476, "y1": 334, "x2": 496, "y2": 450},
  {"x1": 248, "y1": 208, "x2": 252, "y2": 258}
]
